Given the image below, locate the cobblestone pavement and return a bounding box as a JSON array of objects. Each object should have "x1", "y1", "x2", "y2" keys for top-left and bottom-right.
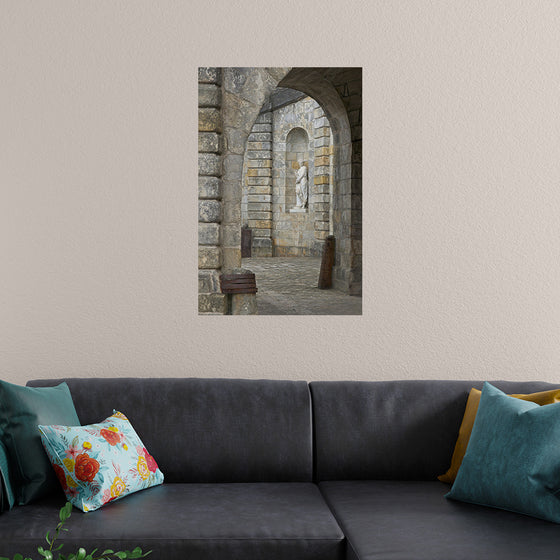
[{"x1": 242, "y1": 257, "x2": 362, "y2": 315}]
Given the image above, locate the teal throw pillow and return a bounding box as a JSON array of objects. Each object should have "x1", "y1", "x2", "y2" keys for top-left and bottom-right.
[
  {"x1": 0, "y1": 439, "x2": 15, "y2": 511},
  {"x1": 39, "y1": 411, "x2": 164, "y2": 512},
  {"x1": 0, "y1": 380, "x2": 80, "y2": 504},
  {"x1": 446, "y1": 382, "x2": 560, "y2": 523}
]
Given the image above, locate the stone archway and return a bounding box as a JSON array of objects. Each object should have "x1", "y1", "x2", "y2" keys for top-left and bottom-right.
[{"x1": 198, "y1": 67, "x2": 361, "y2": 314}]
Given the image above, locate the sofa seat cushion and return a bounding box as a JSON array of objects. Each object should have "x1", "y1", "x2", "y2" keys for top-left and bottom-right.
[
  {"x1": 320, "y1": 481, "x2": 560, "y2": 560},
  {"x1": 0, "y1": 483, "x2": 344, "y2": 560}
]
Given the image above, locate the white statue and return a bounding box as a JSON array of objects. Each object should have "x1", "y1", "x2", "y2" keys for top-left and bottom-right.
[{"x1": 295, "y1": 163, "x2": 308, "y2": 208}]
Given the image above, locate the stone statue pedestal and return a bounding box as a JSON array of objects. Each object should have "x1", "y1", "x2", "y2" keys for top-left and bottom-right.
[{"x1": 290, "y1": 207, "x2": 307, "y2": 213}]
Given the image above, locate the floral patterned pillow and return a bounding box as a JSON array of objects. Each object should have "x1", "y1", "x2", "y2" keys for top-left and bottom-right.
[{"x1": 38, "y1": 411, "x2": 164, "y2": 512}]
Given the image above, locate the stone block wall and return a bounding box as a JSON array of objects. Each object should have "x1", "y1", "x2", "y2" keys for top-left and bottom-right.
[
  {"x1": 244, "y1": 111, "x2": 273, "y2": 257},
  {"x1": 242, "y1": 94, "x2": 333, "y2": 258},
  {"x1": 312, "y1": 104, "x2": 333, "y2": 244},
  {"x1": 198, "y1": 67, "x2": 226, "y2": 314},
  {"x1": 331, "y1": 70, "x2": 362, "y2": 296}
]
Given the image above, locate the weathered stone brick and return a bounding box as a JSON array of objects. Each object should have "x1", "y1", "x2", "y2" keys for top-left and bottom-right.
[
  {"x1": 245, "y1": 151, "x2": 271, "y2": 159},
  {"x1": 314, "y1": 221, "x2": 330, "y2": 231},
  {"x1": 255, "y1": 111, "x2": 272, "y2": 124},
  {"x1": 222, "y1": 127, "x2": 246, "y2": 155},
  {"x1": 222, "y1": 200, "x2": 241, "y2": 223},
  {"x1": 345, "y1": 78, "x2": 362, "y2": 96},
  {"x1": 247, "y1": 168, "x2": 271, "y2": 177},
  {"x1": 247, "y1": 194, "x2": 271, "y2": 203},
  {"x1": 314, "y1": 175, "x2": 329, "y2": 185},
  {"x1": 346, "y1": 93, "x2": 362, "y2": 111},
  {"x1": 198, "y1": 200, "x2": 221, "y2": 223},
  {"x1": 315, "y1": 212, "x2": 330, "y2": 221},
  {"x1": 314, "y1": 230, "x2": 329, "y2": 241},
  {"x1": 248, "y1": 219, "x2": 272, "y2": 229},
  {"x1": 251, "y1": 123, "x2": 272, "y2": 133},
  {"x1": 198, "y1": 293, "x2": 227, "y2": 315},
  {"x1": 198, "y1": 176, "x2": 221, "y2": 199},
  {"x1": 198, "y1": 270, "x2": 220, "y2": 293},
  {"x1": 348, "y1": 109, "x2": 361, "y2": 126},
  {"x1": 314, "y1": 202, "x2": 330, "y2": 212},
  {"x1": 251, "y1": 228, "x2": 270, "y2": 237},
  {"x1": 198, "y1": 108, "x2": 222, "y2": 133},
  {"x1": 198, "y1": 83, "x2": 221, "y2": 108},
  {"x1": 246, "y1": 141, "x2": 272, "y2": 151},
  {"x1": 314, "y1": 137, "x2": 330, "y2": 148},
  {"x1": 315, "y1": 156, "x2": 330, "y2": 167},
  {"x1": 247, "y1": 176, "x2": 272, "y2": 186},
  {"x1": 247, "y1": 159, "x2": 272, "y2": 168},
  {"x1": 248, "y1": 202, "x2": 271, "y2": 212},
  {"x1": 198, "y1": 67, "x2": 221, "y2": 85},
  {"x1": 315, "y1": 146, "x2": 332, "y2": 157},
  {"x1": 198, "y1": 246, "x2": 222, "y2": 269},
  {"x1": 247, "y1": 211, "x2": 272, "y2": 220},
  {"x1": 352, "y1": 145, "x2": 362, "y2": 164},
  {"x1": 231, "y1": 292, "x2": 258, "y2": 314},
  {"x1": 198, "y1": 132, "x2": 221, "y2": 153},
  {"x1": 314, "y1": 116, "x2": 329, "y2": 129},
  {"x1": 198, "y1": 153, "x2": 221, "y2": 176},
  {"x1": 221, "y1": 224, "x2": 241, "y2": 247},
  {"x1": 314, "y1": 127, "x2": 331, "y2": 138},
  {"x1": 221, "y1": 153, "x2": 244, "y2": 183},
  {"x1": 313, "y1": 183, "x2": 330, "y2": 195},
  {"x1": 247, "y1": 185, "x2": 272, "y2": 195},
  {"x1": 198, "y1": 222, "x2": 220, "y2": 245},
  {"x1": 315, "y1": 166, "x2": 330, "y2": 176},
  {"x1": 248, "y1": 132, "x2": 272, "y2": 142}
]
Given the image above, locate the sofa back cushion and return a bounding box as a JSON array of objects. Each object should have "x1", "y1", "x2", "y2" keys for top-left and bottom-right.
[
  {"x1": 27, "y1": 378, "x2": 313, "y2": 483},
  {"x1": 309, "y1": 380, "x2": 560, "y2": 481}
]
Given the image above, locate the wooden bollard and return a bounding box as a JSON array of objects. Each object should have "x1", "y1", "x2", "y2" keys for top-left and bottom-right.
[{"x1": 318, "y1": 235, "x2": 335, "y2": 289}]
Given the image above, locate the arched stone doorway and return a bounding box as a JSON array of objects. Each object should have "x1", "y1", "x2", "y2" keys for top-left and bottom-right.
[{"x1": 198, "y1": 67, "x2": 362, "y2": 314}]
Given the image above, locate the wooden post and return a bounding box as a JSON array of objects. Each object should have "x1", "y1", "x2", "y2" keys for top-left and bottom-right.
[
  {"x1": 241, "y1": 227, "x2": 252, "y2": 258},
  {"x1": 318, "y1": 235, "x2": 335, "y2": 289}
]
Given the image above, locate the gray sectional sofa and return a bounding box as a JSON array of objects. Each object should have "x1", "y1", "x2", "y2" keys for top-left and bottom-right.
[{"x1": 1, "y1": 377, "x2": 560, "y2": 559}]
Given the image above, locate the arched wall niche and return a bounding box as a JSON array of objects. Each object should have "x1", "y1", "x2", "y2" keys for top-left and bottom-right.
[{"x1": 284, "y1": 127, "x2": 310, "y2": 212}]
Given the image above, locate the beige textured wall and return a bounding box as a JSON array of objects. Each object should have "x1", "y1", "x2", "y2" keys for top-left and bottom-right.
[{"x1": 3, "y1": 1, "x2": 560, "y2": 384}]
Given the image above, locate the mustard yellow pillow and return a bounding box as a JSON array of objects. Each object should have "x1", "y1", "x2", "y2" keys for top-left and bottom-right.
[{"x1": 438, "y1": 387, "x2": 560, "y2": 484}]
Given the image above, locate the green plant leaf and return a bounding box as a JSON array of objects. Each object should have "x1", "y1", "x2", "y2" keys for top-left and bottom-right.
[
  {"x1": 14, "y1": 554, "x2": 23, "y2": 560},
  {"x1": 114, "y1": 553, "x2": 127, "y2": 559},
  {"x1": 39, "y1": 548, "x2": 53, "y2": 560}
]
